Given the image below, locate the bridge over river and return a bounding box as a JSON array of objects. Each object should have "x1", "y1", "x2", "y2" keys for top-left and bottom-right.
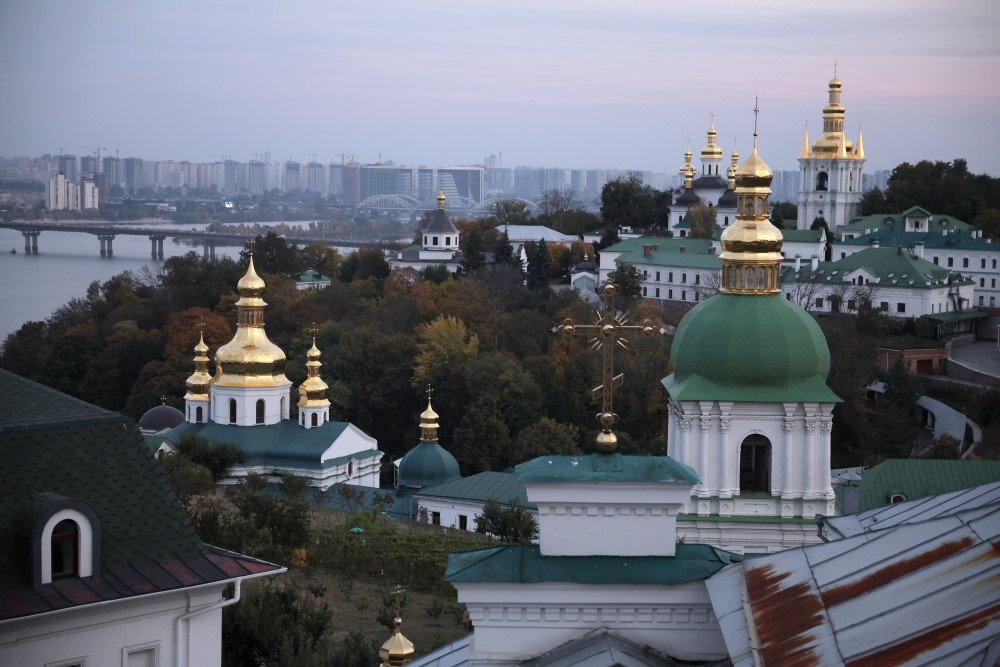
[{"x1": 0, "y1": 222, "x2": 403, "y2": 259}]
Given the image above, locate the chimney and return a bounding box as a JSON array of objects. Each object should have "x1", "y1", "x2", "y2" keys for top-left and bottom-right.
[
  {"x1": 811, "y1": 255, "x2": 819, "y2": 271},
  {"x1": 643, "y1": 245, "x2": 652, "y2": 257},
  {"x1": 795, "y1": 255, "x2": 802, "y2": 271},
  {"x1": 871, "y1": 238, "x2": 880, "y2": 248},
  {"x1": 708, "y1": 247, "x2": 716, "y2": 255}
]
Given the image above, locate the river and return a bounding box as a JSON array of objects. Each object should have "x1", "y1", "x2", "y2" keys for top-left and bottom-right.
[{"x1": 0, "y1": 223, "x2": 238, "y2": 343}]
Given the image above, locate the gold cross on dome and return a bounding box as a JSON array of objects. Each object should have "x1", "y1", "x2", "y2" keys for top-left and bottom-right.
[
  {"x1": 552, "y1": 278, "x2": 666, "y2": 453},
  {"x1": 390, "y1": 585, "x2": 406, "y2": 617},
  {"x1": 247, "y1": 236, "x2": 255, "y2": 256},
  {"x1": 426, "y1": 384, "x2": 433, "y2": 402}
]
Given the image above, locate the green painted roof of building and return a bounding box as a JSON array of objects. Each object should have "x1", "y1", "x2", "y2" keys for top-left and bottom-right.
[
  {"x1": 779, "y1": 228, "x2": 826, "y2": 243},
  {"x1": 414, "y1": 470, "x2": 533, "y2": 507},
  {"x1": 842, "y1": 209, "x2": 972, "y2": 234},
  {"x1": 788, "y1": 247, "x2": 971, "y2": 289},
  {"x1": 617, "y1": 248, "x2": 721, "y2": 269},
  {"x1": 924, "y1": 309, "x2": 988, "y2": 322},
  {"x1": 663, "y1": 293, "x2": 840, "y2": 403},
  {"x1": 857, "y1": 459, "x2": 1000, "y2": 512},
  {"x1": 166, "y1": 419, "x2": 375, "y2": 471},
  {"x1": 602, "y1": 236, "x2": 715, "y2": 255},
  {"x1": 445, "y1": 543, "x2": 741, "y2": 585},
  {"x1": 297, "y1": 269, "x2": 332, "y2": 282},
  {"x1": 838, "y1": 229, "x2": 996, "y2": 252},
  {"x1": 516, "y1": 453, "x2": 699, "y2": 485}
]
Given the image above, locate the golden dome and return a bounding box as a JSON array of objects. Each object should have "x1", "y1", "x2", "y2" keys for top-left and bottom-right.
[
  {"x1": 184, "y1": 331, "x2": 212, "y2": 399},
  {"x1": 719, "y1": 103, "x2": 784, "y2": 295},
  {"x1": 212, "y1": 259, "x2": 290, "y2": 388},
  {"x1": 701, "y1": 120, "x2": 723, "y2": 159},
  {"x1": 298, "y1": 338, "x2": 330, "y2": 407},
  {"x1": 419, "y1": 386, "x2": 439, "y2": 442},
  {"x1": 379, "y1": 617, "x2": 415, "y2": 666},
  {"x1": 437, "y1": 191, "x2": 446, "y2": 210}
]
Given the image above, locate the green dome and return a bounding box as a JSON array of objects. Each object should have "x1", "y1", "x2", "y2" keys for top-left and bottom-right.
[
  {"x1": 662, "y1": 293, "x2": 840, "y2": 403},
  {"x1": 397, "y1": 442, "x2": 460, "y2": 490}
]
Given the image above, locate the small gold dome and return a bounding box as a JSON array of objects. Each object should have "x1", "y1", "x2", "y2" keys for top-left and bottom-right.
[
  {"x1": 184, "y1": 331, "x2": 213, "y2": 399},
  {"x1": 379, "y1": 617, "x2": 415, "y2": 666},
  {"x1": 419, "y1": 388, "x2": 439, "y2": 442},
  {"x1": 436, "y1": 191, "x2": 446, "y2": 210},
  {"x1": 735, "y1": 146, "x2": 773, "y2": 188},
  {"x1": 701, "y1": 122, "x2": 723, "y2": 159},
  {"x1": 237, "y1": 255, "x2": 265, "y2": 296},
  {"x1": 298, "y1": 338, "x2": 330, "y2": 407}
]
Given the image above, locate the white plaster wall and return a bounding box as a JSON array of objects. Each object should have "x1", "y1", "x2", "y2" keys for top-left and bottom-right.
[
  {"x1": 412, "y1": 497, "x2": 489, "y2": 531},
  {"x1": 210, "y1": 384, "x2": 291, "y2": 426},
  {"x1": 0, "y1": 585, "x2": 226, "y2": 667},
  {"x1": 455, "y1": 582, "x2": 727, "y2": 665}
]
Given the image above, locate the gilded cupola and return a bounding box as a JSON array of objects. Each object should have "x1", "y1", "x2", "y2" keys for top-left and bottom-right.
[
  {"x1": 719, "y1": 102, "x2": 783, "y2": 295},
  {"x1": 212, "y1": 255, "x2": 291, "y2": 388},
  {"x1": 679, "y1": 144, "x2": 695, "y2": 189},
  {"x1": 184, "y1": 331, "x2": 212, "y2": 399},
  {"x1": 419, "y1": 389, "x2": 440, "y2": 442},
  {"x1": 812, "y1": 68, "x2": 854, "y2": 157},
  {"x1": 379, "y1": 616, "x2": 415, "y2": 666},
  {"x1": 727, "y1": 142, "x2": 739, "y2": 189},
  {"x1": 701, "y1": 118, "x2": 723, "y2": 160},
  {"x1": 297, "y1": 338, "x2": 330, "y2": 408}
]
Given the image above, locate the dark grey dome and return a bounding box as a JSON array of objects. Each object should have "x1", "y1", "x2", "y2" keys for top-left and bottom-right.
[{"x1": 139, "y1": 404, "x2": 184, "y2": 431}]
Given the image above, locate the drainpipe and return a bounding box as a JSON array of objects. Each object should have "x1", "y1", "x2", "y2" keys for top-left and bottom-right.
[{"x1": 175, "y1": 578, "x2": 244, "y2": 667}]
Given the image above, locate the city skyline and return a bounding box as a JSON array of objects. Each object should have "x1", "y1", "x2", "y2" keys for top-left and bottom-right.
[{"x1": 2, "y1": 1, "x2": 999, "y2": 176}]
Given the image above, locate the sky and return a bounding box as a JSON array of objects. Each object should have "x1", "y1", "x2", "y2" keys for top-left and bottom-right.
[{"x1": 2, "y1": 0, "x2": 999, "y2": 175}]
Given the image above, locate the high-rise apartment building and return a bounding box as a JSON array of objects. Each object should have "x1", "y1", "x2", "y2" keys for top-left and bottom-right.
[
  {"x1": 123, "y1": 157, "x2": 144, "y2": 196},
  {"x1": 436, "y1": 166, "x2": 484, "y2": 203},
  {"x1": 284, "y1": 161, "x2": 301, "y2": 192},
  {"x1": 247, "y1": 160, "x2": 266, "y2": 195},
  {"x1": 305, "y1": 161, "x2": 326, "y2": 194},
  {"x1": 58, "y1": 155, "x2": 79, "y2": 184},
  {"x1": 102, "y1": 157, "x2": 123, "y2": 188}
]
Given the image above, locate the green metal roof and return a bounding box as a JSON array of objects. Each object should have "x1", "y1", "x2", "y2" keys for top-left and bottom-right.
[
  {"x1": 397, "y1": 440, "x2": 460, "y2": 490},
  {"x1": 602, "y1": 236, "x2": 715, "y2": 254},
  {"x1": 838, "y1": 230, "x2": 996, "y2": 251},
  {"x1": 445, "y1": 543, "x2": 741, "y2": 585},
  {"x1": 663, "y1": 293, "x2": 841, "y2": 403},
  {"x1": 166, "y1": 419, "x2": 375, "y2": 471},
  {"x1": 924, "y1": 309, "x2": 988, "y2": 323},
  {"x1": 779, "y1": 228, "x2": 826, "y2": 243},
  {"x1": 857, "y1": 459, "x2": 1000, "y2": 512},
  {"x1": 842, "y1": 209, "x2": 972, "y2": 234},
  {"x1": 617, "y1": 248, "x2": 721, "y2": 270},
  {"x1": 789, "y1": 247, "x2": 970, "y2": 289},
  {"x1": 297, "y1": 270, "x2": 332, "y2": 282},
  {"x1": 414, "y1": 470, "x2": 533, "y2": 507},
  {"x1": 516, "y1": 453, "x2": 699, "y2": 485}
]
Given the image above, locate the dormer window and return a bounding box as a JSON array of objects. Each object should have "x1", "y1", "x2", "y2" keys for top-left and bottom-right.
[{"x1": 50, "y1": 520, "x2": 79, "y2": 580}]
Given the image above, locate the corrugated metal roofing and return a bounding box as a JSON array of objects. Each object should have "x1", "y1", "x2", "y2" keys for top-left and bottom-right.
[
  {"x1": 853, "y1": 460, "x2": 1000, "y2": 512},
  {"x1": 708, "y1": 483, "x2": 1000, "y2": 666},
  {"x1": 414, "y1": 470, "x2": 531, "y2": 507}
]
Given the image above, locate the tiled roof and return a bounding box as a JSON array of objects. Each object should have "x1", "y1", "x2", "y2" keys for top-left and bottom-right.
[
  {"x1": 0, "y1": 370, "x2": 283, "y2": 620},
  {"x1": 446, "y1": 543, "x2": 740, "y2": 586}
]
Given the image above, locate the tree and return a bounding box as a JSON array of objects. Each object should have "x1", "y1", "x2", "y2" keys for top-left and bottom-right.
[
  {"x1": 177, "y1": 433, "x2": 247, "y2": 482},
  {"x1": 511, "y1": 417, "x2": 582, "y2": 463},
  {"x1": 412, "y1": 315, "x2": 479, "y2": 387},
  {"x1": 608, "y1": 264, "x2": 643, "y2": 301},
  {"x1": 600, "y1": 174, "x2": 671, "y2": 233},
  {"x1": 526, "y1": 239, "x2": 552, "y2": 291},
  {"x1": 488, "y1": 199, "x2": 533, "y2": 228},
  {"x1": 300, "y1": 241, "x2": 340, "y2": 280},
  {"x1": 687, "y1": 202, "x2": 718, "y2": 239},
  {"x1": 474, "y1": 498, "x2": 538, "y2": 543},
  {"x1": 921, "y1": 434, "x2": 962, "y2": 459},
  {"x1": 239, "y1": 232, "x2": 302, "y2": 277},
  {"x1": 156, "y1": 451, "x2": 214, "y2": 506},
  {"x1": 492, "y1": 230, "x2": 519, "y2": 268}
]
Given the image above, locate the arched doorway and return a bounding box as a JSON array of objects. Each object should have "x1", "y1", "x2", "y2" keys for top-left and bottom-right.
[{"x1": 739, "y1": 434, "x2": 771, "y2": 493}]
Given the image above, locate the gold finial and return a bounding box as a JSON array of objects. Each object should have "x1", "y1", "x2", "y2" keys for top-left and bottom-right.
[
  {"x1": 552, "y1": 279, "x2": 665, "y2": 453},
  {"x1": 379, "y1": 586, "x2": 414, "y2": 666},
  {"x1": 752, "y1": 96, "x2": 760, "y2": 149},
  {"x1": 834, "y1": 58, "x2": 838, "y2": 79},
  {"x1": 419, "y1": 385, "x2": 439, "y2": 442},
  {"x1": 436, "y1": 191, "x2": 446, "y2": 210}
]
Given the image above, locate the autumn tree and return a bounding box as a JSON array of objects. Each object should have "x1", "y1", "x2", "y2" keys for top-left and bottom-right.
[
  {"x1": 412, "y1": 315, "x2": 480, "y2": 388},
  {"x1": 687, "y1": 202, "x2": 718, "y2": 239},
  {"x1": 299, "y1": 241, "x2": 341, "y2": 279}
]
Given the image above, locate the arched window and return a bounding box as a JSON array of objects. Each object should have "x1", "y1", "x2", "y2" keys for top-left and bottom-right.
[
  {"x1": 739, "y1": 434, "x2": 771, "y2": 493},
  {"x1": 229, "y1": 399, "x2": 237, "y2": 424},
  {"x1": 348, "y1": 460, "x2": 354, "y2": 478},
  {"x1": 196, "y1": 406, "x2": 203, "y2": 423},
  {"x1": 281, "y1": 396, "x2": 286, "y2": 418},
  {"x1": 50, "y1": 520, "x2": 78, "y2": 580},
  {"x1": 256, "y1": 399, "x2": 265, "y2": 424},
  {"x1": 816, "y1": 171, "x2": 829, "y2": 191},
  {"x1": 311, "y1": 413, "x2": 318, "y2": 427}
]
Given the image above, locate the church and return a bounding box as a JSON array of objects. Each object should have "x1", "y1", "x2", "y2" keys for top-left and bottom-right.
[{"x1": 163, "y1": 254, "x2": 383, "y2": 490}]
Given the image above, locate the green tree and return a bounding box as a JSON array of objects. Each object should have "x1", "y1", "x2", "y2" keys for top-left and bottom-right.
[
  {"x1": 240, "y1": 231, "x2": 302, "y2": 277},
  {"x1": 474, "y1": 498, "x2": 538, "y2": 543},
  {"x1": 511, "y1": 417, "x2": 582, "y2": 463},
  {"x1": 492, "y1": 230, "x2": 519, "y2": 267},
  {"x1": 156, "y1": 451, "x2": 215, "y2": 506},
  {"x1": 608, "y1": 264, "x2": 643, "y2": 301},
  {"x1": 920, "y1": 434, "x2": 961, "y2": 459},
  {"x1": 177, "y1": 433, "x2": 247, "y2": 481},
  {"x1": 299, "y1": 241, "x2": 340, "y2": 280},
  {"x1": 488, "y1": 199, "x2": 533, "y2": 228},
  {"x1": 526, "y1": 239, "x2": 552, "y2": 291},
  {"x1": 600, "y1": 174, "x2": 671, "y2": 233}
]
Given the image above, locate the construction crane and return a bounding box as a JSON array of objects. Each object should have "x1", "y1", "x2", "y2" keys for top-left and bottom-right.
[
  {"x1": 334, "y1": 153, "x2": 360, "y2": 165},
  {"x1": 302, "y1": 153, "x2": 320, "y2": 163},
  {"x1": 78, "y1": 145, "x2": 108, "y2": 161}
]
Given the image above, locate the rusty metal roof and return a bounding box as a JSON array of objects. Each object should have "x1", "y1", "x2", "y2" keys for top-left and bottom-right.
[{"x1": 707, "y1": 483, "x2": 1000, "y2": 667}]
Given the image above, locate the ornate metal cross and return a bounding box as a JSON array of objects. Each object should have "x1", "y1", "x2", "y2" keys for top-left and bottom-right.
[{"x1": 553, "y1": 279, "x2": 665, "y2": 452}]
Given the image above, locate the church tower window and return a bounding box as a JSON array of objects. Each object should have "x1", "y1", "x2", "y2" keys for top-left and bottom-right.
[
  {"x1": 311, "y1": 413, "x2": 318, "y2": 427},
  {"x1": 816, "y1": 171, "x2": 828, "y2": 191},
  {"x1": 229, "y1": 399, "x2": 237, "y2": 424},
  {"x1": 196, "y1": 406, "x2": 203, "y2": 423},
  {"x1": 256, "y1": 399, "x2": 265, "y2": 424},
  {"x1": 739, "y1": 435, "x2": 771, "y2": 493}
]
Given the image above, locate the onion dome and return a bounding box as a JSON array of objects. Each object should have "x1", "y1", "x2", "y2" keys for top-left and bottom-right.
[
  {"x1": 212, "y1": 256, "x2": 290, "y2": 388},
  {"x1": 700, "y1": 119, "x2": 723, "y2": 160},
  {"x1": 812, "y1": 71, "x2": 853, "y2": 156},
  {"x1": 298, "y1": 338, "x2": 330, "y2": 408},
  {"x1": 184, "y1": 332, "x2": 213, "y2": 400},
  {"x1": 574, "y1": 252, "x2": 597, "y2": 274},
  {"x1": 138, "y1": 403, "x2": 184, "y2": 432},
  {"x1": 397, "y1": 389, "x2": 460, "y2": 490},
  {"x1": 379, "y1": 616, "x2": 415, "y2": 666}
]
